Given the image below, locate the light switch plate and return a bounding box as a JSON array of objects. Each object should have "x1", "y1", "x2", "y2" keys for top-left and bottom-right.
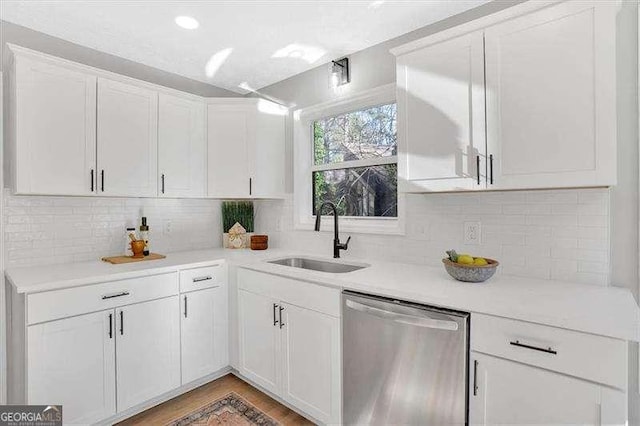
[{"x1": 464, "y1": 221, "x2": 481, "y2": 245}]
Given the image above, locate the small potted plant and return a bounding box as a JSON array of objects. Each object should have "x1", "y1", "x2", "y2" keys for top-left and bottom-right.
[{"x1": 222, "y1": 201, "x2": 254, "y2": 249}]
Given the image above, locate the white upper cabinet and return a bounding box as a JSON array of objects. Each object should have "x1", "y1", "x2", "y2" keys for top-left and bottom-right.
[
  {"x1": 13, "y1": 53, "x2": 97, "y2": 195},
  {"x1": 392, "y1": 0, "x2": 617, "y2": 192},
  {"x1": 207, "y1": 99, "x2": 286, "y2": 199},
  {"x1": 97, "y1": 78, "x2": 158, "y2": 197},
  {"x1": 158, "y1": 93, "x2": 206, "y2": 198},
  {"x1": 396, "y1": 31, "x2": 486, "y2": 192},
  {"x1": 484, "y1": 0, "x2": 616, "y2": 190}
]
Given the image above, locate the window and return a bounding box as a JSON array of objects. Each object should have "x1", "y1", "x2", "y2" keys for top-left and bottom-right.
[
  {"x1": 294, "y1": 84, "x2": 403, "y2": 235},
  {"x1": 311, "y1": 103, "x2": 398, "y2": 217}
]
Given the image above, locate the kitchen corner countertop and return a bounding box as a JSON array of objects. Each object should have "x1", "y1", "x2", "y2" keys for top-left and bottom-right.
[{"x1": 6, "y1": 249, "x2": 640, "y2": 342}]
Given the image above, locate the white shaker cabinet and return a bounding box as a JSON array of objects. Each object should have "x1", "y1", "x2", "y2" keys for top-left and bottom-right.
[
  {"x1": 158, "y1": 93, "x2": 206, "y2": 197},
  {"x1": 280, "y1": 302, "x2": 341, "y2": 424},
  {"x1": 97, "y1": 77, "x2": 158, "y2": 197},
  {"x1": 207, "y1": 99, "x2": 286, "y2": 199},
  {"x1": 470, "y1": 352, "x2": 626, "y2": 425},
  {"x1": 392, "y1": 0, "x2": 617, "y2": 192},
  {"x1": 396, "y1": 31, "x2": 486, "y2": 192},
  {"x1": 237, "y1": 269, "x2": 342, "y2": 424},
  {"x1": 484, "y1": 0, "x2": 616, "y2": 189},
  {"x1": 115, "y1": 296, "x2": 181, "y2": 412},
  {"x1": 12, "y1": 53, "x2": 97, "y2": 195},
  {"x1": 27, "y1": 310, "x2": 116, "y2": 424},
  {"x1": 181, "y1": 286, "x2": 228, "y2": 384},
  {"x1": 238, "y1": 288, "x2": 280, "y2": 394}
]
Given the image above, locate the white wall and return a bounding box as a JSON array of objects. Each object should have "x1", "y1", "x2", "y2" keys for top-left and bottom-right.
[{"x1": 3, "y1": 189, "x2": 223, "y2": 268}]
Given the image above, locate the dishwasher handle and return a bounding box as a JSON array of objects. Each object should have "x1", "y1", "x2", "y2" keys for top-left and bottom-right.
[{"x1": 345, "y1": 299, "x2": 459, "y2": 331}]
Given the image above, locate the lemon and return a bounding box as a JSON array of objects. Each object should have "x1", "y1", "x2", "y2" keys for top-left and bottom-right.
[
  {"x1": 457, "y1": 254, "x2": 474, "y2": 265},
  {"x1": 473, "y1": 257, "x2": 488, "y2": 266}
]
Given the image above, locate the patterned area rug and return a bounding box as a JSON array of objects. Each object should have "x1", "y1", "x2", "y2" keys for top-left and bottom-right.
[{"x1": 168, "y1": 392, "x2": 280, "y2": 426}]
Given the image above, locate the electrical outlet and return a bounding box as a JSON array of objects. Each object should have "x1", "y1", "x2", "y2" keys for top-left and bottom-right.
[
  {"x1": 163, "y1": 220, "x2": 172, "y2": 235},
  {"x1": 464, "y1": 221, "x2": 481, "y2": 245}
]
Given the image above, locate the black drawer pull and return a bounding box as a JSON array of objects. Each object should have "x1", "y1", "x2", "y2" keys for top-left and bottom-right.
[
  {"x1": 91, "y1": 169, "x2": 95, "y2": 192},
  {"x1": 473, "y1": 359, "x2": 478, "y2": 396},
  {"x1": 102, "y1": 291, "x2": 130, "y2": 300},
  {"x1": 193, "y1": 276, "x2": 212, "y2": 283},
  {"x1": 509, "y1": 340, "x2": 557, "y2": 355},
  {"x1": 279, "y1": 305, "x2": 285, "y2": 328},
  {"x1": 489, "y1": 154, "x2": 494, "y2": 185},
  {"x1": 108, "y1": 313, "x2": 113, "y2": 339},
  {"x1": 273, "y1": 303, "x2": 279, "y2": 326},
  {"x1": 119, "y1": 310, "x2": 124, "y2": 335},
  {"x1": 184, "y1": 295, "x2": 188, "y2": 318}
]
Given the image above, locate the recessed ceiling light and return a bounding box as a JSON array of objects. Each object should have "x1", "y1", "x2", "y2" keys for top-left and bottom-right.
[{"x1": 175, "y1": 16, "x2": 199, "y2": 30}]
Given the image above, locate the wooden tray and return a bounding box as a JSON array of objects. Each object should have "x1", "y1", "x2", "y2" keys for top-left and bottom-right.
[{"x1": 102, "y1": 253, "x2": 166, "y2": 264}]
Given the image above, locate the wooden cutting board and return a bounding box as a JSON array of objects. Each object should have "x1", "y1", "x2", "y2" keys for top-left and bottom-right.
[{"x1": 102, "y1": 253, "x2": 166, "y2": 264}]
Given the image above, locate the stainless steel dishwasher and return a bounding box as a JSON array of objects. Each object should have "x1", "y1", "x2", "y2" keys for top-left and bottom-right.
[{"x1": 343, "y1": 291, "x2": 470, "y2": 425}]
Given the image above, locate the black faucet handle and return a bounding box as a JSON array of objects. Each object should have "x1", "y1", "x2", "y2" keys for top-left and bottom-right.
[{"x1": 343, "y1": 236, "x2": 351, "y2": 249}]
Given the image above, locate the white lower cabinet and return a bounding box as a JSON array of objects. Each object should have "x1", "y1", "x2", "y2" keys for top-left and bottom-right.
[
  {"x1": 238, "y1": 289, "x2": 280, "y2": 394},
  {"x1": 181, "y1": 286, "x2": 227, "y2": 384},
  {"x1": 115, "y1": 297, "x2": 181, "y2": 412},
  {"x1": 280, "y1": 302, "x2": 340, "y2": 424},
  {"x1": 237, "y1": 269, "x2": 342, "y2": 425},
  {"x1": 470, "y1": 352, "x2": 625, "y2": 425},
  {"x1": 27, "y1": 310, "x2": 116, "y2": 425}
]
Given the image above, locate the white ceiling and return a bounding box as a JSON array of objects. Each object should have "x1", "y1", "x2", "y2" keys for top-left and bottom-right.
[{"x1": 1, "y1": 1, "x2": 490, "y2": 94}]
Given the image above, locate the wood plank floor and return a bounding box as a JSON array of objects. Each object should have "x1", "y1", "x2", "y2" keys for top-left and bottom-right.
[{"x1": 117, "y1": 373, "x2": 315, "y2": 425}]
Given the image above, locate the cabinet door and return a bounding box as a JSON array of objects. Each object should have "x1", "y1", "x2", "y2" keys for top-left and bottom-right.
[
  {"x1": 281, "y1": 303, "x2": 341, "y2": 424},
  {"x1": 396, "y1": 31, "x2": 486, "y2": 192},
  {"x1": 116, "y1": 297, "x2": 180, "y2": 412},
  {"x1": 485, "y1": 1, "x2": 616, "y2": 189},
  {"x1": 97, "y1": 78, "x2": 158, "y2": 196},
  {"x1": 238, "y1": 289, "x2": 280, "y2": 394},
  {"x1": 470, "y1": 352, "x2": 626, "y2": 425},
  {"x1": 27, "y1": 310, "x2": 115, "y2": 424},
  {"x1": 158, "y1": 94, "x2": 206, "y2": 197},
  {"x1": 207, "y1": 104, "x2": 252, "y2": 198},
  {"x1": 250, "y1": 103, "x2": 286, "y2": 198},
  {"x1": 14, "y1": 56, "x2": 96, "y2": 195},
  {"x1": 181, "y1": 286, "x2": 228, "y2": 384}
]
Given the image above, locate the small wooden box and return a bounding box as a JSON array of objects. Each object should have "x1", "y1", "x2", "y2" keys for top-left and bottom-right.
[{"x1": 250, "y1": 235, "x2": 268, "y2": 250}]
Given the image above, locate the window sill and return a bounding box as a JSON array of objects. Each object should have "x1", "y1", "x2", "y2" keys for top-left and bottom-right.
[{"x1": 294, "y1": 216, "x2": 405, "y2": 236}]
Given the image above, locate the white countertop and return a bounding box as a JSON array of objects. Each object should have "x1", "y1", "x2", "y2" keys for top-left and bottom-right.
[{"x1": 6, "y1": 248, "x2": 639, "y2": 342}]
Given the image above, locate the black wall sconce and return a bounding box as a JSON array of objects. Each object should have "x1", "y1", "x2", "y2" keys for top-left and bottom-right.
[{"x1": 330, "y1": 57, "x2": 350, "y2": 87}]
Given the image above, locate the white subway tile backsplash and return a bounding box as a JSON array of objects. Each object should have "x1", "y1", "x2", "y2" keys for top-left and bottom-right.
[
  {"x1": 3, "y1": 189, "x2": 223, "y2": 267},
  {"x1": 255, "y1": 188, "x2": 611, "y2": 286}
]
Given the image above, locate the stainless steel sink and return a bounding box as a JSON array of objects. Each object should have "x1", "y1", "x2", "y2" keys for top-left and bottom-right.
[{"x1": 267, "y1": 257, "x2": 368, "y2": 273}]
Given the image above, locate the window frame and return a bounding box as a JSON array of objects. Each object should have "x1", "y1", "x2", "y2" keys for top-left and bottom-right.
[{"x1": 293, "y1": 83, "x2": 405, "y2": 235}]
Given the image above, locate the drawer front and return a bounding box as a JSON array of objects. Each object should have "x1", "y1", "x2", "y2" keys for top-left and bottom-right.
[
  {"x1": 238, "y1": 268, "x2": 340, "y2": 317},
  {"x1": 180, "y1": 264, "x2": 224, "y2": 293},
  {"x1": 471, "y1": 313, "x2": 627, "y2": 389},
  {"x1": 28, "y1": 273, "x2": 178, "y2": 324}
]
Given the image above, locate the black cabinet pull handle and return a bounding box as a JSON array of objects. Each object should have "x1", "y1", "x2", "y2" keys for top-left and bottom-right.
[
  {"x1": 509, "y1": 340, "x2": 557, "y2": 355},
  {"x1": 249, "y1": 178, "x2": 252, "y2": 196},
  {"x1": 193, "y1": 276, "x2": 212, "y2": 283},
  {"x1": 161, "y1": 174, "x2": 165, "y2": 194},
  {"x1": 489, "y1": 154, "x2": 494, "y2": 185},
  {"x1": 101, "y1": 170, "x2": 105, "y2": 192},
  {"x1": 119, "y1": 310, "x2": 124, "y2": 335},
  {"x1": 184, "y1": 295, "x2": 188, "y2": 318},
  {"x1": 102, "y1": 291, "x2": 129, "y2": 300},
  {"x1": 273, "y1": 303, "x2": 279, "y2": 326},
  {"x1": 279, "y1": 305, "x2": 285, "y2": 328},
  {"x1": 476, "y1": 155, "x2": 480, "y2": 185},
  {"x1": 91, "y1": 169, "x2": 95, "y2": 192},
  {"x1": 108, "y1": 313, "x2": 113, "y2": 339},
  {"x1": 473, "y1": 359, "x2": 478, "y2": 396}
]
